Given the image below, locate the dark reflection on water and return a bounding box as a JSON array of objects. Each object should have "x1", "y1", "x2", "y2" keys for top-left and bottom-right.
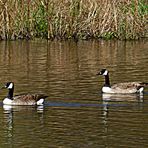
[{"x1": 0, "y1": 40, "x2": 148, "y2": 147}]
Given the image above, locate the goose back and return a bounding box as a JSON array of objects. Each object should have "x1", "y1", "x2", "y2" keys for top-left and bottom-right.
[
  {"x1": 12, "y1": 94, "x2": 48, "y2": 105},
  {"x1": 110, "y1": 82, "x2": 145, "y2": 94}
]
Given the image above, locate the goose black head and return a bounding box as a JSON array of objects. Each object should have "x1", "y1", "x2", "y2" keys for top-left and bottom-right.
[
  {"x1": 97, "y1": 69, "x2": 109, "y2": 76},
  {"x1": 5, "y1": 82, "x2": 14, "y2": 89}
]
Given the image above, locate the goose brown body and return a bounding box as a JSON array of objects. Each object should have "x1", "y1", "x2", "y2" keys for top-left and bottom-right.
[
  {"x1": 10, "y1": 94, "x2": 48, "y2": 105},
  {"x1": 108, "y1": 82, "x2": 147, "y2": 94}
]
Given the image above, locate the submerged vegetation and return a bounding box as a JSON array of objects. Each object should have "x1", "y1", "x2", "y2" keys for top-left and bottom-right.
[{"x1": 0, "y1": 0, "x2": 147, "y2": 40}]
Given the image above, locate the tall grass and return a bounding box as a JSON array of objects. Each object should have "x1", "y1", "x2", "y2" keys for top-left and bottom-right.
[{"x1": 0, "y1": 0, "x2": 147, "y2": 40}]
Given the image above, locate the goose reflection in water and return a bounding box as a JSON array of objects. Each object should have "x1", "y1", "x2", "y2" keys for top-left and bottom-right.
[
  {"x1": 101, "y1": 93, "x2": 144, "y2": 144},
  {"x1": 3, "y1": 105, "x2": 44, "y2": 113},
  {"x1": 101, "y1": 93, "x2": 144, "y2": 123},
  {"x1": 2, "y1": 104, "x2": 45, "y2": 145},
  {"x1": 102, "y1": 93, "x2": 144, "y2": 102}
]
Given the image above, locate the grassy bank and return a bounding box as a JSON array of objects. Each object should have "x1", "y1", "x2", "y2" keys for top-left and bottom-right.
[{"x1": 0, "y1": 0, "x2": 147, "y2": 40}]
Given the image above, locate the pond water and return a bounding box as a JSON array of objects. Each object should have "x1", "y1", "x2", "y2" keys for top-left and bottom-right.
[{"x1": 0, "y1": 40, "x2": 148, "y2": 147}]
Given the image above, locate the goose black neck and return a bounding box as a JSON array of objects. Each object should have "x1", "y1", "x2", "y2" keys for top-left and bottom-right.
[
  {"x1": 7, "y1": 88, "x2": 14, "y2": 99},
  {"x1": 104, "y1": 74, "x2": 110, "y2": 87}
]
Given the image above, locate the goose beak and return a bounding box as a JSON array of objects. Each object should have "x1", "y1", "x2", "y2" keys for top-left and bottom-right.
[
  {"x1": 96, "y1": 72, "x2": 101, "y2": 75},
  {"x1": 0, "y1": 84, "x2": 6, "y2": 89}
]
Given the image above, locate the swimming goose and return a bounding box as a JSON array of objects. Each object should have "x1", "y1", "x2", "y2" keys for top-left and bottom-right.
[
  {"x1": 97, "y1": 69, "x2": 148, "y2": 94},
  {"x1": 2, "y1": 82, "x2": 48, "y2": 105}
]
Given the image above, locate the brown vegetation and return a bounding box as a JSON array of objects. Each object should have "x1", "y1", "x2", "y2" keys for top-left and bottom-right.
[{"x1": 0, "y1": 0, "x2": 147, "y2": 40}]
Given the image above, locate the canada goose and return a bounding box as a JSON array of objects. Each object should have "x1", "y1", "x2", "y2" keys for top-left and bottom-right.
[
  {"x1": 97, "y1": 69, "x2": 148, "y2": 94},
  {"x1": 2, "y1": 82, "x2": 48, "y2": 105}
]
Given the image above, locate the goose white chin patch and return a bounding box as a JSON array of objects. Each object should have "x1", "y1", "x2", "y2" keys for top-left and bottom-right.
[
  {"x1": 103, "y1": 70, "x2": 108, "y2": 76},
  {"x1": 8, "y1": 83, "x2": 13, "y2": 89}
]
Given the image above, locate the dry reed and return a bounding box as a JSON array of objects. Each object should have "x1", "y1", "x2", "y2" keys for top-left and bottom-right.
[{"x1": 0, "y1": 0, "x2": 147, "y2": 40}]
